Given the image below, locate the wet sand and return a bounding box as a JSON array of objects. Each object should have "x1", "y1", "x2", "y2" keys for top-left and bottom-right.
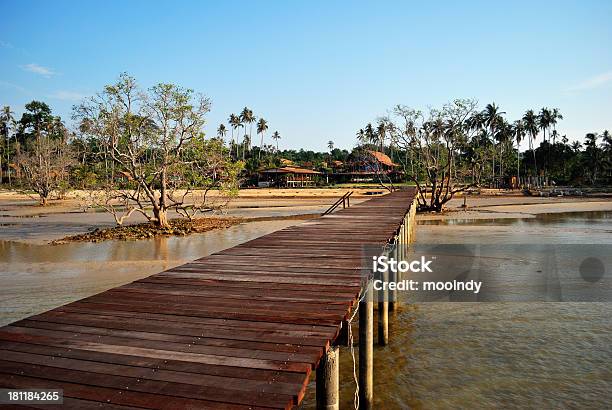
[
  {"x1": 0, "y1": 189, "x2": 372, "y2": 244},
  {"x1": 0, "y1": 219, "x2": 301, "y2": 326},
  {"x1": 1, "y1": 188, "x2": 610, "y2": 245}
]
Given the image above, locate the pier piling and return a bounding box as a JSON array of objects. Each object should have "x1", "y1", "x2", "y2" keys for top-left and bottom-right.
[
  {"x1": 316, "y1": 346, "x2": 339, "y2": 410},
  {"x1": 389, "y1": 241, "x2": 398, "y2": 311},
  {"x1": 377, "y1": 264, "x2": 389, "y2": 345},
  {"x1": 359, "y1": 290, "x2": 374, "y2": 410}
]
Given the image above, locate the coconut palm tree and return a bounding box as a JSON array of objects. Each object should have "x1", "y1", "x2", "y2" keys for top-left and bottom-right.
[
  {"x1": 513, "y1": 120, "x2": 526, "y2": 184},
  {"x1": 602, "y1": 130, "x2": 612, "y2": 177},
  {"x1": 217, "y1": 123, "x2": 227, "y2": 140},
  {"x1": 240, "y1": 107, "x2": 255, "y2": 152},
  {"x1": 538, "y1": 107, "x2": 552, "y2": 142},
  {"x1": 494, "y1": 118, "x2": 513, "y2": 180},
  {"x1": 229, "y1": 114, "x2": 243, "y2": 159},
  {"x1": 482, "y1": 103, "x2": 505, "y2": 184},
  {"x1": 228, "y1": 114, "x2": 239, "y2": 156},
  {"x1": 550, "y1": 108, "x2": 563, "y2": 136},
  {"x1": 217, "y1": 123, "x2": 228, "y2": 157},
  {"x1": 364, "y1": 123, "x2": 376, "y2": 148},
  {"x1": 0, "y1": 106, "x2": 15, "y2": 185},
  {"x1": 356, "y1": 128, "x2": 367, "y2": 145},
  {"x1": 376, "y1": 121, "x2": 386, "y2": 152},
  {"x1": 538, "y1": 107, "x2": 553, "y2": 177},
  {"x1": 242, "y1": 134, "x2": 250, "y2": 160},
  {"x1": 256, "y1": 118, "x2": 268, "y2": 160},
  {"x1": 271, "y1": 131, "x2": 281, "y2": 152},
  {"x1": 550, "y1": 129, "x2": 559, "y2": 145},
  {"x1": 327, "y1": 140, "x2": 334, "y2": 152},
  {"x1": 570, "y1": 141, "x2": 582, "y2": 153},
  {"x1": 523, "y1": 109, "x2": 539, "y2": 175}
]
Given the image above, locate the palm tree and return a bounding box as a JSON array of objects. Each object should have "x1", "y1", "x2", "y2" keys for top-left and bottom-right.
[
  {"x1": 240, "y1": 107, "x2": 255, "y2": 152},
  {"x1": 494, "y1": 119, "x2": 513, "y2": 180},
  {"x1": 356, "y1": 128, "x2": 367, "y2": 145},
  {"x1": 217, "y1": 124, "x2": 228, "y2": 158},
  {"x1": 229, "y1": 114, "x2": 243, "y2": 159},
  {"x1": 584, "y1": 133, "x2": 600, "y2": 183},
  {"x1": 550, "y1": 108, "x2": 563, "y2": 136},
  {"x1": 242, "y1": 134, "x2": 250, "y2": 160},
  {"x1": 538, "y1": 108, "x2": 552, "y2": 143},
  {"x1": 1, "y1": 106, "x2": 15, "y2": 186},
  {"x1": 217, "y1": 123, "x2": 227, "y2": 140},
  {"x1": 364, "y1": 123, "x2": 376, "y2": 147},
  {"x1": 550, "y1": 130, "x2": 559, "y2": 145},
  {"x1": 482, "y1": 103, "x2": 505, "y2": 184},
  {"x1": 327, "y1": 140, "x2": 334, "y2": 152},
  {"x1": 523, "y1": 109, "x2": 539, "y2": 175},
  {"x1": 538, "y1": 107, "x2": 553, "y2": 178},
  {"x1": 602, "y1": 130, "x2": 612, "y2": 177},
  {"x1": 256, "y1": 118, "x2": 268, "y2": 160},
  {"x1": 228, "y1": 114, "x2": 238, "y2": 156},
  {"x1": 376, "y1": 121, "x2": 386, "y2": 152},
  {"x1": 513, "y1": 120, "x2": 526, "y2": 184},
  {"x1": 271, "y1": 131, "x2": 281, "y2": 152}
]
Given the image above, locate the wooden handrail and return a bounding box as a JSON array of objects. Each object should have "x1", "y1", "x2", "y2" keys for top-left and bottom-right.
[{"x1": 322, "y1": 191, "x2": 354, "y2": 215}]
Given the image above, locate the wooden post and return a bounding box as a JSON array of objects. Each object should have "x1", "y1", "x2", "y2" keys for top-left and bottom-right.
[
  {"x1": 316, "y1": 346, "x2": 339, "y2": 410},
  {"x1": 359, "y1": 291, "x2": 373, "y2": 410},
  {"x1": 389, "y1": 240, "x2": 398, "y2": 312},
  {"x1": 377, "y1": 260, "x2": 388, "y2": 345},
  {"x1": 399, "y1": 224, "x2": 405, "y2": 261},
  {"x1": 335, "y1": 319, "x2": 350, "y2": 346}
]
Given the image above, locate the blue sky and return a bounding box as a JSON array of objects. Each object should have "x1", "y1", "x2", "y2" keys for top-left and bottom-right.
[{"x1": 1, "y1": 0, "x2": 611, "y2": 151}]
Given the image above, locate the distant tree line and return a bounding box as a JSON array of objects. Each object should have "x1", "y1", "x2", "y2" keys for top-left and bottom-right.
[
  {"x1": 1, "y1": 89, "x2": 610, "y2": 216},
  {"x1": 355, "y1": 100, "x2": 610, "y2": 210}
]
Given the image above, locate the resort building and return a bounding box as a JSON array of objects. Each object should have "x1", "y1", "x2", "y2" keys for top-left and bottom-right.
[
  {"x1": 258, "y1": 166, "x2": 322, "y2": 187},
  {"x1": 330, "y1": 150, "x2": 403, "y2": 183}
]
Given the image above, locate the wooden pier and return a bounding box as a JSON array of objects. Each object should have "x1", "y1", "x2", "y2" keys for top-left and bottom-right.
[{"x1": 0, "y1": 188, "x2": 417, "y2": 409}]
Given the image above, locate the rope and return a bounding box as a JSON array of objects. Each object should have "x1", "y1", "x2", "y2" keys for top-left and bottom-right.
[
  {"x1": 347, "y1": 240, "x2": 397, "y2": 409},
  {"x1": 347, "y1": 284, "x2": 368, "y2": 410}
]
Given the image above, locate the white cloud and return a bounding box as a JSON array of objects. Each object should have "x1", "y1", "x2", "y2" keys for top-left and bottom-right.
[
  {"x1": 567, "y1": 71, "x2": 612, "y2": 92},
  {"x1": 21, "y1": 63, "x2": 55, "y2": 77},
  {"x1": 47, "y1": 90, "x2": 89, "y2": 102}
]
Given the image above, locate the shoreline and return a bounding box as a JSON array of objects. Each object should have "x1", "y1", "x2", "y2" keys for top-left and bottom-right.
[
  {"x1": 418, "y1": 198, "x2": 612, "y2": 222},
  {"x1": 1, "y1": 188, "x2": 611, "y2": 245}
]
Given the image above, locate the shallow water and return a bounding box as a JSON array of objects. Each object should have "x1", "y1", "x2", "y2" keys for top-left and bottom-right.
[
  {"x1": 0, "y1": 219, "x2": 299, "y2": 326},
  {"x1": 300, "y1": 211, "x2": 612, "y2": 409}
]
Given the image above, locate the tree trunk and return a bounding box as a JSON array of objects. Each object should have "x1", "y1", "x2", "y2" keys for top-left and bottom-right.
[
  {"x1": 517, "y1": 142, "x2": 520, "y2": 187},
  {"x1": 153, "y1": 207, "x2": 170, "y2": 229}
]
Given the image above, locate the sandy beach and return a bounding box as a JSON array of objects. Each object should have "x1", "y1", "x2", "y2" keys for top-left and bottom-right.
[
  {"x1": 1, "y1": 188, "x2": 611, "y2": 244},
  {"x1": 0, "y1": 188, "x2": 375, "y2": 244}
]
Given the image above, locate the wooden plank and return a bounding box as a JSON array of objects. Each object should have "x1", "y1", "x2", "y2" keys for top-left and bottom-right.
[
  {"x1": 1, "y1": 373, "x2": 273, "y2": 410},
  {"x1": 0, "y1": 361, "x2": 296, "y2": 409},
  {"x1": 0, "y1": 341, "x2": 308, "y2": 385}
]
